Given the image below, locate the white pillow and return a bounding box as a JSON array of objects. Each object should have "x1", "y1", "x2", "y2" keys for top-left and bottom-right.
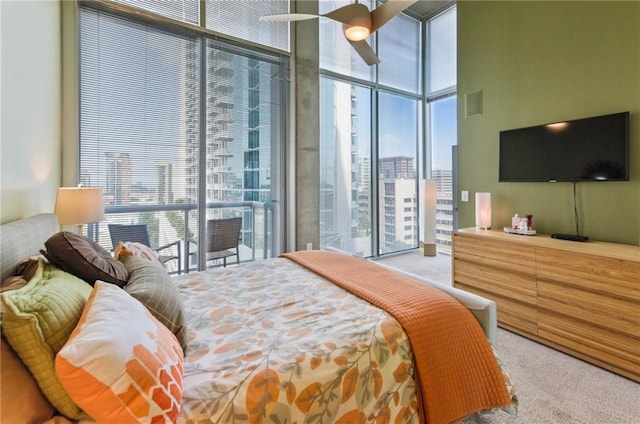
[{"x1": 55, "y1": 281, "x2": 184, "y2": 423}]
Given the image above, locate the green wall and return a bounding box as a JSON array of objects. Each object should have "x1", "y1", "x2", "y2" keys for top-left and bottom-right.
[{"x1": 457, "y1": 1, "x2": 640, "y2": 245}]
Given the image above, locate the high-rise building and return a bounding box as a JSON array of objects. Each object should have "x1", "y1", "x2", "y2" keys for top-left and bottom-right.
[
  {"x1": 156, "y1": 161, "x2": 173, "y2": 204},
  {"x1": 379, "y1": 156, "x2": 416, "y2": 180},
  {"x1": 431, "y1": 168, "x2": 454, "y2": 248},
  {"x1": 379, "y1": 178, "x2": 417, "y2": 253},
  {"x1": 183, "y1": 50, "x2": 275, "y2": 207},
  {"x1": 104, "y1": 152, "x2": 131, "y2": 205},
  {"x1": 319, "y1": 82, "x2": 363, "y2": 252}
]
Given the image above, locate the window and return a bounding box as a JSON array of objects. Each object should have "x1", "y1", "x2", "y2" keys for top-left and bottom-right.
[
  {"x1": 426, "y1": 7, "x2": 457, "y2": 250},
  {"x1": 378, "y1": 93, "x2": 419, "y2": 255},
  {"x1": 319, "y1": 1, "x2": 422, "y2": 258},
  {"x1": 319, "y1": 78, "x2": 372, "y2": 257},
  {"x1": 205, "y1": 0, "x2": 289, "y2": 50},
  {"x1": 427, "y1": 7, "x2": 456, "y2": 94},
  {"x1": 109, "y1": 0, "x2": 200, "y2": 24},
  {"x1": 78, "y1": 3, "x2": 287, "y2": 269},
  {"x1": 378, "y1": 11, "x2": 421, "y2": 94}
]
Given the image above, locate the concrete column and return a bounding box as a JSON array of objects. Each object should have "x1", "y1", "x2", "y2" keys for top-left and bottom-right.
[{"x1": 292, "y1": 0, "x2": 320, "y2": 251}]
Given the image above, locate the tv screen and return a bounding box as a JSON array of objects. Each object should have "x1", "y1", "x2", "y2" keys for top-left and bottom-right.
[{"x1": 499, "y1": 112, "x2": 630, "y2": 182}]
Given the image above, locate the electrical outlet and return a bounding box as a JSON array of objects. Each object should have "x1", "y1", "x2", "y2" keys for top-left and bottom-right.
[
  {"x1": 461, "y1": 190, "x2": 469, "y2": 202},
  {"x1": 306, "y1": 242, "x2": 312, "y2": 250}
]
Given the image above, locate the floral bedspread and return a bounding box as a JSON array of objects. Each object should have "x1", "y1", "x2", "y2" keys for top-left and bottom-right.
[{"x1": 172, "y1": 258, "x2": 516, "y2": 423}]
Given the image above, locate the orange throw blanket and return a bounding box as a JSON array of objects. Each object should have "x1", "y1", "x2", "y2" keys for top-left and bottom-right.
[{"x1": 282, "y1": 251, "x2": 511, "y2": 424}]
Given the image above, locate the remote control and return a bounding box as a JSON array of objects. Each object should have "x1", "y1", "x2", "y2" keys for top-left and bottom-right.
[{"x1": 551, "y1": 233, "x2": 589, "y2": 242}]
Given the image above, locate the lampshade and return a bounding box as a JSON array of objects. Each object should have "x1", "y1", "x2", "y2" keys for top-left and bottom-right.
[
  {"x1": 475, "y1": 192, "x2": 492, "y2": 229},
  {"x1": 422, "y1": 179, "x2": 437, "y2": 243},
  {"x1": 421, "y1": 179, "x2": 437, "y2": 257},
  {"x1": 55, "y1": 187, "x2": 105, "y2": 225}
]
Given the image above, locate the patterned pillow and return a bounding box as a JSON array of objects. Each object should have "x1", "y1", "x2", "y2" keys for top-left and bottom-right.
[
  {"x1": 1, "y1": 259, "x2": 92, "y2": 420},
  {"x1": 121, "y1": 255, "x2": 188, "y2": 352},
  {"x1": 114, "y1": 241, "x2": 160, "y2": 263},
  {"x1": 41, "y1": 231, "x2": 128, "y2": 287},
  {"x1": 55, "y1": 281, "x2": 184, "y2": 423}
]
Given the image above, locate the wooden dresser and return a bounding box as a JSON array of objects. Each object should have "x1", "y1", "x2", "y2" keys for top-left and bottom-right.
[{"x1": 452, "y1": 228, "x2": 640, "y2": 382}]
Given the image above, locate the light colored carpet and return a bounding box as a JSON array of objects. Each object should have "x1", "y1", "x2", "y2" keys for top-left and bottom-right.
[
  {"x1": 376, "y1": 250, "x2": 640, "y2": 424},
  {"x1": 465, "y1": 328, "x2": 640, "y2": 424}
]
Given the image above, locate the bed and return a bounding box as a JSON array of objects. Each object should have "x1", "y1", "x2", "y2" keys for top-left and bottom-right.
[{"x1": 0, "y1": 214, "x2": 517, "y2": 424}]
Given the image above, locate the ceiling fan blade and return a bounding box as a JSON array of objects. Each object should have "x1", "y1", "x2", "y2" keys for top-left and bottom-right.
[
  {"x1": 323, "y1": 3, "x2": 370, "y2": 26},
  {"x1": 348, "y1": 39, "x2": 380, "y2": 66},
  {"x1": 370, "y1": 0, "x2": 418, "y2": 32},
  {"x1": 259, "y1": 13, "x2": 319, "y2": 22}
]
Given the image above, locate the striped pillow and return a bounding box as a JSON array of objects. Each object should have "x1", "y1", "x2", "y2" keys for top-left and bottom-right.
[{"x1": 121, "y1": 255, "x2": 188, "y2": 353}]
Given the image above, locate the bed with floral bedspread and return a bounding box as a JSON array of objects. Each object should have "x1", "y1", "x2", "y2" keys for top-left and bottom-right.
[
  {"x1": 174, "y1": 256, "x2": 517, "y2": 424},
  {"x1": 0, "y1": 214, "x2": 516, "y2": 424}
]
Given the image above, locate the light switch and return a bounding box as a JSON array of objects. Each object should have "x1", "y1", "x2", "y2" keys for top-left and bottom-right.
[{"x1": 461, "y1": 190, "x2": 469, "y2": 202}]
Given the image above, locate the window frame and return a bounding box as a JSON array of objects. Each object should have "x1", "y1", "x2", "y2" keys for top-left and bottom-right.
[{"x1": 74, "y1": 0, "x2": 290, "y2": 267}]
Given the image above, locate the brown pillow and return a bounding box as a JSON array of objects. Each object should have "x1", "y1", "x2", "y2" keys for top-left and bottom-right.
[
  {"x1": 41, "y1": 232, "x2": 128, "y2": 287},
  {"x1": 1, "y1": 275, "x2": 29, "y2": 292},
  {"x1": 1, "y1": 335, "x2": 55, "y2": 424},
  {"x1": 16, "y1": 258, "x2": 40, "y2": 281},
  {"x1": 1, "y1": 258, "x2": 41, "y2": 293}
]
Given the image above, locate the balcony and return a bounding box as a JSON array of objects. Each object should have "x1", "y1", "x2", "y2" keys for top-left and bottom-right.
[{"x1": 88, "y1": 201, "x2": 272, "y2": 274}]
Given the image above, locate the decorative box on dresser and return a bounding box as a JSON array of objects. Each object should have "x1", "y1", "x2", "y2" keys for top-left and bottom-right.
[{"x1": 452, "y1": 228, "x2": 640, "y2": 382}]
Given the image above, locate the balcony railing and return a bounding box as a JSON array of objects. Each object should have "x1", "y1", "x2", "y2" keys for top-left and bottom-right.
[{"x1": 88, "y1": 201, "x2": 272, "y2": 274}]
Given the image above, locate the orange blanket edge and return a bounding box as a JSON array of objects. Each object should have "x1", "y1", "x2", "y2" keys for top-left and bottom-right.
[{"x1": 282, "y1": 250, "x2": 511, "y2": 424}]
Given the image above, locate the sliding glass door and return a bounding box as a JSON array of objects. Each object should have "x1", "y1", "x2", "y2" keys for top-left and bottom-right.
[{"x1": 78, "y1": 4, "x2": 287, "y2": 271}]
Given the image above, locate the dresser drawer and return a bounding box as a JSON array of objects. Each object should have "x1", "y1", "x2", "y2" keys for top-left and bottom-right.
[
  {"x1": 454, "y1": 234, "x2": 536, "y2": 276},
  {"x1": 538, "y1": 280, "x2": 640, "y2": 338},
  {"x1": 537, "y1": 249, "x2": 639, "y2": 301},
  {"x1": 538, "y1": 311, "x2": 640, "y2": 380},
  {"x1": 454, "y1": 260, "x2": 537, "y2": 305}
]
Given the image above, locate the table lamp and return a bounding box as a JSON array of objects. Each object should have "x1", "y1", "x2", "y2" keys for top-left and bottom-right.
[
  {"x1": 54, "y1": 186, "x2": 105, "y2": 234},
  {"x1": 475, "y1": 192, "x2": 492, "y2": 230},
  {"x1": 421, "y1": 179, "x2": 437, "y2": 256}
]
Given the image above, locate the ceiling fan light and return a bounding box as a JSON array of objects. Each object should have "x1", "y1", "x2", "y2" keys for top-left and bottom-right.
[{"x1": 344, "y1": 25, "x2": 370, "y2": 41}]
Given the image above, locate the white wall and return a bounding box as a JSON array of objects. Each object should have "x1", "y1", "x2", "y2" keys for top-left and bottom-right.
[{"x1": 1, "y1": 0, "x2": 61, "y2": 224}]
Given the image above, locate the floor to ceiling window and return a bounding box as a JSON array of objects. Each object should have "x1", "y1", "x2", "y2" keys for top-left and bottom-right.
[
  {"x1": 319, "y1": 79, "x2": 372, "y2": 256},
  {"x1": 77, "y1": 1, "x2": 288, "y2": 271},
  {"x1": 426, "y1": 7, "x2": 457, "y2": 250},
  {"x1": 378, "y1": 93, "x2": 420, "y2": 254},
  {"x1": 319, "y1": 1, "x2": 455, "y2": 258}
]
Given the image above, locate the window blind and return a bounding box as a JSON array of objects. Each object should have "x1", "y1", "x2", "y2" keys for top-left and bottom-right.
[
  {"x1": 79, "y1": 7, "x2": 201, "y2": 255},
  {"x1": 110, "y1": 0, "x2": 290, "y2": 51},
  {"x1": 378, "y1": 12, "x2": 421, "y2": 94},
  {"x1": 206, "y1": 0, "x2": 289, "y2": 51},
  {"x1": 427, "y1": 8, "x2": 456, "y2": 94},
  {"x1": 80, "y1": 8, "x2": 201, "y2": 206},
  {"x1": 109, "y1": 0, "x2": 200, "y2": 24}
]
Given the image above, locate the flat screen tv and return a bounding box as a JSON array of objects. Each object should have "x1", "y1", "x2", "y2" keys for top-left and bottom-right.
[{"x1": 499, "y1": 111, "x2": 630, "y2": 182}]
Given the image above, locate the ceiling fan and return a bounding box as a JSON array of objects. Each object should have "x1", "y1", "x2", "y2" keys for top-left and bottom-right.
[{"x1": 259, "y1": 0, "x2": 418, "y2": 66}]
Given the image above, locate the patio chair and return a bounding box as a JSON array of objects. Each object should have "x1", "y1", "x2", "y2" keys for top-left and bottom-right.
[
  {"x1": 206, "y1": 217, "x2": 242, "y2": 267},
  {"x1": 108, "y1": 223, "x2": 182, "y2": 274}
]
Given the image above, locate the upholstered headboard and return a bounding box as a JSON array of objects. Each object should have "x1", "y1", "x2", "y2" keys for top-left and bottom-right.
[{"x1": 0, "y1": 213, "x2": 58, "y2": 281}]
